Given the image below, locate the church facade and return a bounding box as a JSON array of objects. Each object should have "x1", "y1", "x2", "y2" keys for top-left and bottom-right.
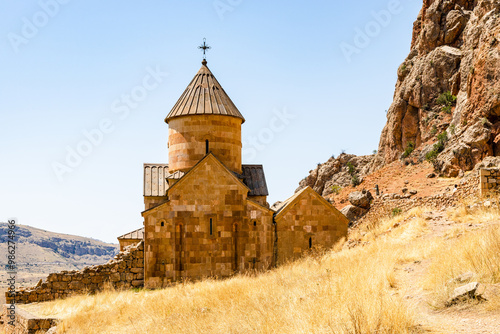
[{"x1": 119, "y1": 59, "x2": 348, "y2": 289}]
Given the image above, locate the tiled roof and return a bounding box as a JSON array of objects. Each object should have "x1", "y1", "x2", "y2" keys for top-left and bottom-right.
[
  {"x1": 241, "y1": 165, "x2": 269, "y2": 196},
  {"x1": 117, "y1": 227, "x2": 144, "y2": 240},
  {"x1": 165, "y1": 61, "x2": 245, "y2": 123}
]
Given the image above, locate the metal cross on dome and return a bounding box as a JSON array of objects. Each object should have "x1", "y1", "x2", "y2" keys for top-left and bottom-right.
[{"x1": 198, "y1": 38, "x2": 211, "y2": 60}]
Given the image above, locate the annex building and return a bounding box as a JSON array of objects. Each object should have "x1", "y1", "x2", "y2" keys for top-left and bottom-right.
[{"x1": 118, "y1": 58, "x2": 348, "y2": 289}]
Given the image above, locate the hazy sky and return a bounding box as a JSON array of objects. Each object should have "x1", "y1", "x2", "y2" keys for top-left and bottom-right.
[{"x1": 0, "y1": 0, "x2": 422, "y2": 243}]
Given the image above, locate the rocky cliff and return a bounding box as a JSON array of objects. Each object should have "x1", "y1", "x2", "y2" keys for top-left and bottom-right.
[
  {"x1": 297, "y1": 153, "x2": 374, "y2": 198},
  {"x1": 298, "y1": 0, "x2": 500, "y2": 199},
  {"x1": 371, "y1": 0, "x2": 500, "y2": 176}
]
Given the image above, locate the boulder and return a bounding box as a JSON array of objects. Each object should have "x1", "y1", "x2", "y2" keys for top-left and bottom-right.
[
  {"x1": 447, "y1": 282, "x2": 500, "y2": 306},
  {"x1": 348, "y1": 190, "x2": 373, "y2": 209},
  {"x1": 340, "y1": 205, "x2": 368, "y2": 222}
]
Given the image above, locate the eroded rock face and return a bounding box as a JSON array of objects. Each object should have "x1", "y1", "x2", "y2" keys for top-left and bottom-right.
[
  {"x1": 297, "y1": 153, "x2": 374, "y2": 197},
  {"x1": 371, "y1": 0, "x2": 500, "y2": 176}
]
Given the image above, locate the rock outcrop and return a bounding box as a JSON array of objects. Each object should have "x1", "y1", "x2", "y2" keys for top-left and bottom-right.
[
  {"x1": 371, "y1": 0, "x2": 500, "y2": 176},
  {"x1": 297, "y1": 153, "x2": 374, "y2": 197}
]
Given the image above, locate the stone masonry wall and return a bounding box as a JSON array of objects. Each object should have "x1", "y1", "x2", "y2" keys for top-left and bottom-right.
[
  {"x1": 480, "y1": 168, "x2": 500, "y2": 197},
  {"x1": 6, "y1": 242, "x2": 144, "y2": 305}
]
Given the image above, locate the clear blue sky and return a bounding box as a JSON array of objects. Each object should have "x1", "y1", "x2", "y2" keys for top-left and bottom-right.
[{"x1": 0, "y1": 0, "x2": 422, "y2": 243}]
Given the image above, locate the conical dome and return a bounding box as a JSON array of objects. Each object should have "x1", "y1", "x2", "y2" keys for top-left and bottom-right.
[{"x1": 165, "y1": 61, "x2": 245, "y2": 123}]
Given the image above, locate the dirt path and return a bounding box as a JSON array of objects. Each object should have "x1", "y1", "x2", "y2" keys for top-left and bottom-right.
[{"x1": 394, "y1": 211, "x2": 500, "y2": 333}]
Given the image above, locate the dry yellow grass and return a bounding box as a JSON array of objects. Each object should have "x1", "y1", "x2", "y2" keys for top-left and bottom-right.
[
  {"x1": 425, "y1": 203, "x2": 500, "y2": 307},
  {"x1": 19, "y1": 203, "x2": 500, "y2": 333},
  {"x1": 26, "y1": 238, "x2": 421, "y2": 333}
]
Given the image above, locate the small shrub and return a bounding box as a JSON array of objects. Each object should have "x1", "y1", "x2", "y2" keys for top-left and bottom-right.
[
  {"x1": 347, "y1": 162, "x2": 356, "y2": 176},
  {"x1": 331, "y1": 185, "x2": 342, "y2": 195},
  {"x1": 425, "y1": 150, "x2": 438, "y2": 162},
  {"x1": 437, "y1": 91, "x2": 457, "y2": 106},
  {"x1": 351, "y1": 175, "x2": 361, "y2": 187},
  {"x1": 436, "y1": 91, "x2": 457, "y2": 113},
  {"x1": 430, "y1": 125, "x2": 438, "y2": 136},
  {"x1": 372, "y1": 150, "x2": 377, "y2": 154},
  {"x1": 442, "y1": 105, "x2": 452, "y2": 114},
  {"x1": 426, "y1": 131, "x2": 448, "y2": 162},
  {"x1": 402, "y1": 142, "x2": 415, "y2": 159},
  {"x1": 449, "y1": 124, "x2": 456, "y2": 135},
  {"x1": 392, "y1": 208, "x2": 402, "y2": 216}
]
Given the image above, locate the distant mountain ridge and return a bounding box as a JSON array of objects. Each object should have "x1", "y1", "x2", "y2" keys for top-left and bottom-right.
[{"x1": 0, "y1": 223, "x2": 119, "y2": 280}]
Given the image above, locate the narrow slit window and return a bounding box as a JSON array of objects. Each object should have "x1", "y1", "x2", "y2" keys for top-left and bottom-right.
[
  {"x1": 210, "y1": 218, "x2": 213, "y2": 236},
  {"x1": 161, "y1": 221, "x2": 164, "y2": 227},
  {"x1": 206, "y1": 140, "x2": 210, "y2": 154},
  {"x1": 309, "y1": 237, "x2": 312, "y2": 249}
]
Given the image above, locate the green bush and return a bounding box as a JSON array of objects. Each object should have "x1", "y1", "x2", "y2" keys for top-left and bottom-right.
[
  {"x1": 402, "y1": 142, "x2": 415, "y2": 159},
  {"x1": 436, "y1": 91, "x2": 457, "y2": 113},
  {"x1": 449, "y1": 124, "x2": 456, "y2": 135},
  {"x1": 351, "y1": 175, "x2": 361, "y2": 187},
  {"x1": 426, "y1": 131, "x2": 448, "y2": 162},
  {"x1": 392, "y1": 208, "x2": 402, "y2": 216},
  {"x1": 347, "y1": 162, "x2": 355, "y2": 176},
  {"x1": 331, "y1": 185, "x2": 342, "y2": 195},
  {"x1": 430, "y1": 125, "x2": 438, "y2": 136}
]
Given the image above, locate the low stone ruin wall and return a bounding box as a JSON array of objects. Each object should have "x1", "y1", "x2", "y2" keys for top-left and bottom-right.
[
  {"x1": 0, "y1": 304, "x2": 58, "y2": 334},
  {"x1": 6, "y1": 242, "x2": 144, "y2": 305},
  {"x1": 360, "y1": 171, "x2": 479, "y2": 223}
]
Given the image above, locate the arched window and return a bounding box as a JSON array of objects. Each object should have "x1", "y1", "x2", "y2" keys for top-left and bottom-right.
[
  {"x1": 206, "y1": 140, "x2": 210, "y2": 154},
  {"x1": 161, "y1": 221, "x2": 165, "y2": 227},
  {"x1": 309, "y1": 237, "x2": 312, "y2": 249}
]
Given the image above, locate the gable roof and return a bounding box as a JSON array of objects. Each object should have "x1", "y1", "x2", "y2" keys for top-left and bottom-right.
[
  {"x1": 165, "y1": 61, "x2": 245, "y2": 123},
  {"x1": 117, "y1": 227, "x2": 144, "y2": 240},
  {"x1": 273, "y1": 187, "x2": 309, "y2": 216},
  {"x1": 241, "y1": 165, "x2": 269, "y2": 196},
  {"x1": 274, "y1": 186, "x2": 347, "y2": 221},
  {"x1": 167, "y1": 153, "x2": 250, "y2": 195}
]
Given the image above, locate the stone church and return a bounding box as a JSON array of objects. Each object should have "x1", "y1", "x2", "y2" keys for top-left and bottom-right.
[{"x1": 118, "y1": 58, "x2": 348, "y2": 289}]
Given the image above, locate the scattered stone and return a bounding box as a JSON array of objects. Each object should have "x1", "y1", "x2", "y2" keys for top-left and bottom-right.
[
  {"x1": 410, "y1": 190, "x2": 418, "y2": 195},
  {"x1": 402, "y1": 187, "x2": 408, "y2": 194},
  {"x1": 447, "y1": 282, "x2": 483, "y2": 306},
  {"x1": 427, "y1": 173, "x2": 436, "y2": 178}
]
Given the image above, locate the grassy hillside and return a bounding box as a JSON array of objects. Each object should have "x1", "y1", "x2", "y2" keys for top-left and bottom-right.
[{"x1": 21, "y1": 202, "x2": 500, "y2": 333}]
